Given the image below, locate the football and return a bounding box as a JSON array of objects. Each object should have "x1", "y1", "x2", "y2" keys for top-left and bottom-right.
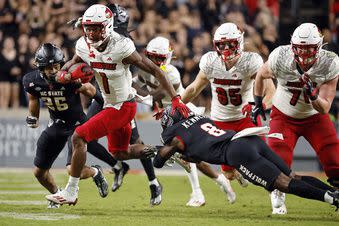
[{"x1": 68, "y1": 62, "x2": 95, "y2": 83}]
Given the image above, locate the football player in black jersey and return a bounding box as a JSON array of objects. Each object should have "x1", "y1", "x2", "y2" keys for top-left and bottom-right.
[
  {"x1": 153, "y1": 106, "x2": 339, "y2": 211},
  {"x1": 23, "y1": 43, "x2": 110, "y2": 208}
]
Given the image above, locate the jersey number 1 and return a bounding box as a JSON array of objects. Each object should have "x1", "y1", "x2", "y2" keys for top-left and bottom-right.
[{"x1": 99, "y1": 72, "x2": 110, "y2": 94}]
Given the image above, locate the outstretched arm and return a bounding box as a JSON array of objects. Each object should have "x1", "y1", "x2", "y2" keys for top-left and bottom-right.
[
  {"x1": 153, "y1": 137, "x2": 185, "y2": 168},
  {"x1": 181, "y1": 70, "x2": 209, "y2": 104},
  {"x1": 123, "y1": 51, "x2": 177, "y2": 98}
]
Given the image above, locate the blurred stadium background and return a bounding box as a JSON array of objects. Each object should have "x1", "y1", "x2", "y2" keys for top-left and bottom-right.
[{"x1": 0, "y1": 0, "x2": 338, "y2": 170}]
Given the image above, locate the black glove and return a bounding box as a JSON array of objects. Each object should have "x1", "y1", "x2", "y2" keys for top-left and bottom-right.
[
  {"x1": 250, "y1": 96, "x2": 266, "y2": 126},
  {"x1": 300, "y1": 74, "x2": 318, "y2": 101},
  {"x1": 26, "y1": 116, "x2": 38, "y2": 128}
]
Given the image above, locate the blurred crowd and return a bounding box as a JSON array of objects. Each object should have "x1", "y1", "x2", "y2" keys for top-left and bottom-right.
[{"x1": 0, "y1": 0, "x2": 338, "y2": 128}]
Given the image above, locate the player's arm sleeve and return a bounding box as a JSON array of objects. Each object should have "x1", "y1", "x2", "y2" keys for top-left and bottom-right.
[
  {"x1": 326, "y1": 54, "x2": 339, "y2": 81},
  {"x1": 248, "y1": 53, "x2": 263, "y2": 77},
  {"x1": 22, "y1": 75, "x2": 38, "y2": 97},
  {"x1": 267, "y1": 47, "x2": 281, "y2": 78},
  {"x1": 120, "y1": 37, "x2": 136, "y2": 59},
  {"x1": 199, "y1": 53, "x2": 212, "y2": 79}
]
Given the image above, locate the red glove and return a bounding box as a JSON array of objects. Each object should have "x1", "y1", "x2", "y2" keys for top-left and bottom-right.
[
  {"x1": 171, "y1": 95, "x2": 190, "y2": 118},
  {"x1": 70, "y1": 63, "x2": 94, "y2": 83},
  {"x1": 242, "y1": 102, "x2": 254, "y2": 117}
]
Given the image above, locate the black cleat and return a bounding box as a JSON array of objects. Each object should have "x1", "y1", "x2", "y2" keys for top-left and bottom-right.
[
  {"x1": 112, "y1": 162, "x2": 130, "y2": 192},
  {"x1": 328, "y1": 190, "x2": 339, "y2": 211},
  {"x1": 150, "y1": 183, "x2": 162, "y2": 206},
  {"x1": 92, "y1": 165, "x2": 109, "y2": 198}
]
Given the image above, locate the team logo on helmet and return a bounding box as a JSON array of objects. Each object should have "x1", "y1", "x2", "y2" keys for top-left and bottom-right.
[{"x1": 105, "y1": 8, "x2": 113, "y2": 18}]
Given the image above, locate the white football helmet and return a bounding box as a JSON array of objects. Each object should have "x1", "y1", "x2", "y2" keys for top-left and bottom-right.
[
  {"x1": 82, "y1": 4, "x2": 115, "y2": 48},
  {"x1": 213, "y1": 23, "x2": 244, "y2": 62},
  {"x1": 291, "y1": 23, "x2": 323, "y2": 70},
  {"x1": 145, "y1": 37, "x2": 173, "y2": 66}
]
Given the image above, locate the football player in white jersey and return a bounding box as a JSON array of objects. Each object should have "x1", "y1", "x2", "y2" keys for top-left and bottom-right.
[
  {"x1": 133, "y1": 36, "x2": 236, "y2": 207},
  {"x1": 251, "y1": 23, "x2": 339, "y2": 214},
  {"x1": 181, "y1": 22, "x2": 275, "y2": 192},
  {"x1": 46, "y1": 4, "x2": 190, "y2": 205}
]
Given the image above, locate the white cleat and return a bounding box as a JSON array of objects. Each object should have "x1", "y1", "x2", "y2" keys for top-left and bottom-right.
[
  {"x1": 47, "y1": 200, "x2": 60, "y2": 209},
  {"x1": 219, "y1": 176, "x2": 236, "y2": 204},
  {"x1": 234, "y1": 170, "x2": 249, "y2": 187},
  {"x1": 272, "y1": 204, "x2": 287, "y2": 215},
  {"x1": 186, "y1": 189, "x2": 205, "y2": 207},
  {"x1": 270, "y1": 189, "x2": 287, "y2": 215},
  {"x1": 45, "y1": 186, "x2": 78, "y2": 205}
]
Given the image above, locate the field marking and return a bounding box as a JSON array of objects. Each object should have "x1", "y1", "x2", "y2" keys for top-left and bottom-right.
[
  {"x1": 0, "y1": 200, "x2": 46, "y2": 205},
  {"x1": 0, "y1": 184, "x2": 41, "y2": 188},
  {"x1": 0, "y1": 211, "x2": 80, "y2": 220},
  {"x1": 0, "y1": 190, "x2": 46, "y2": 194}
]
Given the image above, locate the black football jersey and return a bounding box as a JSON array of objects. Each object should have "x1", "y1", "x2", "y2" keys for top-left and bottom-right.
[
  {"x1": 22, "y1": 70, "x2": 86, "y2": 124},
  {"x1": 161, "y1": 115, "x2": 237, "y2": 164}
]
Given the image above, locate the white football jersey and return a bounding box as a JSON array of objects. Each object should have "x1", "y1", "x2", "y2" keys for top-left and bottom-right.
[
  {"x1": 76, "y1": 35, "x2": 136, "y2": 109},
  {"x1": 137, "y1": 64, "x2": 184, "y2": 106},
  {"x1": 200, "y1": 51, "x2": 263, "y2": 121},
  {"x1": 268, "y1": 45, "x2": 339, "y2": 119}
]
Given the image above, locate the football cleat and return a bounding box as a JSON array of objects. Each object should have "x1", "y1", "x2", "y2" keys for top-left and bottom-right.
[
  {"x1": 92, "y1": 165, "x2": 109, "y2": 197},
  {"x1": 272, "y1": 204, "x2": 288, "y2": 215},
  {"x1": 150, "y1": 183, "x2": 162, "y2": 206},
  {"x1": 234, "y1": 170, "x2": 249, "y2": 187},
  {"x1": 270, "y1": 189, "x2": 287, "y2": 215},
  {"x1": 45, "y1": 186, "x2": 78, "y2": 205},
  {"x1": 328, "y1": 190, "x2": 339, "y2": 211},
  {"x1": 186, "y1": 189, "x2": 205, "y2": 207},
  {"x1": 47, "y1": 200, "x2": 60, "y2": 209},
  {"x1": 112, "y1": 162, "x2": 130, "y2": 192}
]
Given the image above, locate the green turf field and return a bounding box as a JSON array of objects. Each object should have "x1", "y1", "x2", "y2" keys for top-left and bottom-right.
[{"x1": 0, "y1": 170, "x2": 338, "y2": 226}]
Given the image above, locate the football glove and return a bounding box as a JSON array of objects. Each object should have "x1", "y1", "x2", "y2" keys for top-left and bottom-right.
[
  {"x1": 300, "y1": 74, "x2": 318, "y2": 101},
  {"x1": 26, "y1": 116, "x2": 39, "y2": 128},
  {"x1": 171, "y1": 95, "x2": 190, "y2": 118},
  {"x1": 250, "y1": 96, "x2": 266, "y2": 126}
]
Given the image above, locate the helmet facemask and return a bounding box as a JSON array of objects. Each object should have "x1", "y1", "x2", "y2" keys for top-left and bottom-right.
[
  {"x1": 290, "y1": 23, "x2": 323, "y2": 71},
  {"x1": 82, "y1": 5, "x2": 115, "y2": 49},
  {"x1": 213, "y1": 23, "x2": 244, "y2": 63},
  {"x1": 214, "y1": 38, "x2": 241, "y2": 62},
  {"x1": 145, "y1": 37, "x2": 173, "y2": 67}
]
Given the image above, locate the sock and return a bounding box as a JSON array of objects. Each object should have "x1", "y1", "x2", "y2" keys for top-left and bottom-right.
[
  {"x1": 324, "y1": 191, "x2": 334, "y2": 204},
  {"x1": 214, "y1": 174, "x2": 233, "y2": 192},
  {"x1": 140, "y1": 158, "x2": 156, "y2": 181},
  {"x1": 301, "y1": 176, "x2": 335, "y2": 192},
  {"x1": 92, "y1": 166, "x2": 99, "y2": 177},
  {"x1": 113, "y1": 161, "x2": 122, "y2": 170},
  {"x1": 287, "y1": 178, "x2": 326, "y2": 202},
  {"x1": 66, "y1": 176, "x2": 80, "y2": 189},
  {"x1": 87, "y1": 141, "x2": 117, "y2": 167},
  {"x1": 149, "y1": 178, "x2": 159, "y2": 186},
  {"x1": 186, "y1": 163, "x2": 201, "y2": 193}
]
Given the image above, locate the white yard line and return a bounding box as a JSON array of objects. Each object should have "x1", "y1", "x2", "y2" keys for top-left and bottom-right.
[
  {"x1": 0, "y1": 211, "x2": 80, "y2": 220},
  {"x1": 0, "y1": 190, "x2": 46, "y2": 194},
  {"x1": 0, "y1": 200, "x2": 46, "y2": 205}
]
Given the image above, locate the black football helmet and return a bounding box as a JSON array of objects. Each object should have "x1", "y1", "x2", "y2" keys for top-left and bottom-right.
[
  {"x1": 161, "y1": 105, "x2": 194, "y2": 129},
  {"x1": 35, "y1": 43, "x2": 64, "y2": 82},
  {"x1": 108, "y1": 4, "x2": 130, "y2": 37}
]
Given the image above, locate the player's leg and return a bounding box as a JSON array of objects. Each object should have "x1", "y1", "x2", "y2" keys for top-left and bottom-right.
[
  {"x1": 196, "y1": 162, "x2": 235, "y2": 204},
  {"x1": 66, "y1": 138, "x2": 108, "y2": 198},
  {"x1": 303, "y1": 113, "x2": 339, "y2": 189},
  {"x1": 34, "y1": 127, "x2": 68, "y2": 208},
  {"x1": 185, "y1": 163, "x2": 205, "y2": 207},
  {"x1": 228, "y1": 137, "x2": 339, "y2": 210},
  {"x1": 267, "y1": 107, "x2": 299, "y2": 214},
  {"x1": 46, "y1": 103, "x2": 137, "y2": 205},
  {"x1": 130, "y1": 119, "x2": 162, "y2": 205}
]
